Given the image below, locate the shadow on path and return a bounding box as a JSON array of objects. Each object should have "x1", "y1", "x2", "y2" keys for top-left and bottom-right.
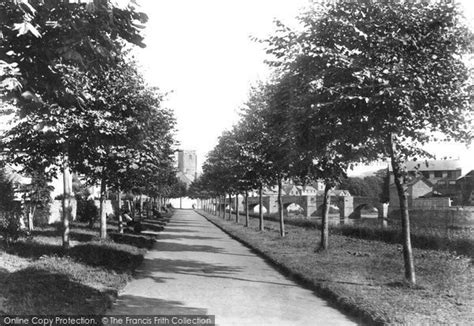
[
  {"x1": 113, "y1": 295, "x2": 207, "y2": 315},
  {"x1": 182, "y1": 271, "x2": 298, "y2": 288},
  {"x1": 139, "y1": 258, "x2": 242, "y2": 279},
  {"x1": 155, "y1": 242, "x2": 225, "y2": 254},
  {"x1": 160, "y1": 228, "x2": 198, "y2": 234},
  {"x1": 157, "y1": 234, "x2": 220, "y2": 241}
]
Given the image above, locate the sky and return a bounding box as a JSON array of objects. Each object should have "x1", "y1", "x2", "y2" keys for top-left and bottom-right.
[{"x1": 134, "y1": 0, "x2": 474, "y2": 175}]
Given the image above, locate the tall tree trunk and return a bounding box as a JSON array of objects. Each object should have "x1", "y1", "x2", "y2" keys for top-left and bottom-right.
[
  {"x1": 99, "y1": 174, "x2": 107, "y2": 239},
  {"x1": 131, "y1": 197, "x2": 136, "y2": 219},
  {"x1": 217, "y1": 196, "x2": 221, "y2": 217},
  {"x1": 235, "y1": 193, "x2": 240, "y2": 223},
  {"x1": 139, "y1": 194, "x2": 144, "y2": 217},
  {"x1": 228, "y1": 193, "x2": 232, "y2": 220},
  {"x1": 259, "y1": 184, "x2": 264, "y2": 231},
  {"x1": 145, "y1": 198, "x2": 150, "y2": 219},
  {"x1": 62, "y1": 161, "x2": 70, "y2": 249},
  {"x1": 245, "y1": 191, "x2": 249, "y2": 227},
  {"x1": 389, "y1": 135, "x2": 416, "y2": 285},
  {"x1": 320, "y1": 183, "x2": 331, "y2": 250},
  {"x1": 29, "y1": 205, "x2": 36, "y2": 232},
  {"x1": 117, "y1": 187, "x2": 123, "y2": 234},
  {"x1": 278, "y1": 177, "x2": 285, "y2": 237},
  {"x1": 27, "y1": 202, "x2": 34, "y2": 232},
  {"x1": 235, "y1": 193, "x2": 239, "y2": 223}
]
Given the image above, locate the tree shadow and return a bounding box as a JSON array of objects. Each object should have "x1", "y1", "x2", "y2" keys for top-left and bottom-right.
[
  {"x1": 4, "y1": 241, "x2": 144, "y2": 273},
  {"x1": 157, "y1": 234, "x2": 220, "y2": 241},
  {"x1": 155, "y1": 242, "x2": 224, "y2": 254},
  {"x1": 68, "y1": 243, "x2": 144, "y2": 273},
  {"x1": 32, "y1": 226, "x2": 97, "y2": 242},
  {"x1": 139, "y1": 222, "x2": 164, "y2": 233},
  {"x1": 109, "y1": 233, "x2": 156, "y2": 249},
  {"x1": 138, "y1": 258, "x2": 242, "y2": 279},
  {"x1": 26, "y1": 223, "x2": 159, "y2": 249},
  {"x1": 111, "y1": 295, "x2": 207, "y2": 315},
  {"x1": 159, "y1": 228, "x2": 198, "y2": 234},
  {"x1": 181, "y1": 271, "x2": 299, "y2": 288},
  {"x1": 5, "y1": 240, "x2": 63, "y2": 258},
  {"x1": 141, "y1": 219, "x2": 168, "y2": 225},
  {"x1": 2, "y1": 267, "x2": 114, "y2": 314}
]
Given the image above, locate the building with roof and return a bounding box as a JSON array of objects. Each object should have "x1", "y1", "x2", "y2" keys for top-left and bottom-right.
[
  {"x1": 456, "y1": 170, "x2": 474, "y2": 206},
  {"x1": 389, "y1": 159, "x2": 463, "y2": 197},
  {"x1": 389, "y1": 177, "x2": 434, "y2": 208}
]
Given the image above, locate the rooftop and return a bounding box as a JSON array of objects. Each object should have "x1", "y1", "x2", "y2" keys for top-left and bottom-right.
[{"x1": 388, "y1": 159, "x2": 463, "y2": 172}]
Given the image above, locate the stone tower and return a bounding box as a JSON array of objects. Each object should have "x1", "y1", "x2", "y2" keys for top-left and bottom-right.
[{"x1": 177, "y1": 150, "x2": 197, "y2": 181}]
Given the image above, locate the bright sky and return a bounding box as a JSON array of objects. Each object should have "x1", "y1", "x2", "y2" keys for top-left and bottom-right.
[{"x1": 135, "y1": 0, "x2": 473, "y2": 175}]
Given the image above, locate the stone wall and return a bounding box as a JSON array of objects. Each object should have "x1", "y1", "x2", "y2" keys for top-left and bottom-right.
[{"x1": 412, "y1": 197, "x2": 451, "y2": 208}]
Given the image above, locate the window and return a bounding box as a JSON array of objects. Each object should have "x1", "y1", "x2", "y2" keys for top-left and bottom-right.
[
  {"x1": 434, "y1": 171, "x2": 443, "y2": 178},
  {"x1": 437, "y1": 180, "x2": 446, "y2": 186},
  {"x1": 422, "y1": 171, "x2": 430, "y2": 179},
  {"x1": 447, "y1": 171, "x2": 457, "y2": 178},
  {"x1": 448, "y1": 181, "x2": 456, "y2": 185}
]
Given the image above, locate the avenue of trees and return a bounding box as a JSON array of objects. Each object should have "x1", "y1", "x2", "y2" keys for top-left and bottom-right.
[
  {"x1": 0, "y1": 1, "x2": 179, "y2": 248},
  {"x1": 190, "y1": 0, "x2": 473, "y2": 285}
]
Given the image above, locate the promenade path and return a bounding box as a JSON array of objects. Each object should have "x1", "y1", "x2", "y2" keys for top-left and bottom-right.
[{"x1": 108, "y1": 210, "x2": 358, "y2": 326}]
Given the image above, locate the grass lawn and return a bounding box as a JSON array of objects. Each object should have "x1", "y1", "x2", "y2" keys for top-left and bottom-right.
[
  {"x1": 0, "y1": 212, "x2": 173, "y2": 315},
  {"x1": 201, "y1": 211, "x2": 473, "y2": 325}
]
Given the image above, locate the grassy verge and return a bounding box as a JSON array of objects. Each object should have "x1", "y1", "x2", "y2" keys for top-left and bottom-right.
[
  {"x1": 0, "y1": 211, "x2": 173, "y2": 314},
  {"x1": 236, "y1": 211, "x2": 473, "y2": 258},
  {"x1": 200, "y1": 210, "x2": 473, "y2": 325}
]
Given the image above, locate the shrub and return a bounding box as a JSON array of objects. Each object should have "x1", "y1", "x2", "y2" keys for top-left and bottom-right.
[
  {"x1": 76, "y1": 200, "x2": 98, "y2": 224},
  {"x1": 0, "y1": 212, "x2": 23, "y2": 246},
  {"x1": 33, "y1": 206, "x2": 51, "y2": 226}
]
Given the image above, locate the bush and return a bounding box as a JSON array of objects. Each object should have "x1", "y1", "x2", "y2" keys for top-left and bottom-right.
[
  {"x1": 0, "y1": 212, "x2": 23, "y2": 245},
  {"x1": 33, "y1": 206, "x2": 51, "y2": 226},
  {"x1": 332, "y1": 223, "x2": 474, "y2": 258},
  {"x1": 76, "y1": 200, "x2": 98, "y2": 224}
]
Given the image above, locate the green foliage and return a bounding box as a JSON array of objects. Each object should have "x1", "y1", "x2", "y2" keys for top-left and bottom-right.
[
  {"x1": 0, "y1": 0, "x2": 147, "y2": 102},
  {"x1": 1, "y1": 1, "x2": 177, "y2": 244},
  {"x1": 76, "y1": 200, "x2": 98, "y2": 224},
  {"x1": 0, "y1": 212, "x2": 22, "y2": 245},
  {"x1": 167, "y1": 180, "x2": 187, "y2": 199},
  {"x1": 26, "y1": 170, "x2": 53, "y2": 226},
  {"x1": 339, "y1": 174, "x2": 385, "y2": 198},
  {"x1": 0, "y1": 166, "x2": 22, "y2": 244},
  {"x1": 259, "y1": 0, "x2": 473, "y2": 280},
  {"x1": 0, "y1": 167, "x2": 16, "y2": 212},
  {"x1": 264, "y1": 0, "x2": 473, "y2": 158}
]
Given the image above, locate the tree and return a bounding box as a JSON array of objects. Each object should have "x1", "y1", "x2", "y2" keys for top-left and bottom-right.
[
  {"x1": 67, "y1": 58, "x2": 176, "y2": 237},
  {"x1": 25, "y1": 170, "x2": 53, "y2": 230},
  {"x1": 237, "y1": 82, "x2": 275, "y2": 230},
  {"x1": 263, "y1": 0, "x2": 473, "y2": 284},
  {"x1": 259, "y1": 76, "x2": 299, "y2": 237},
  {"x1": 338, "y1": 175, "x2": 384, "y2": 199},
  {"x1": 1, "y1": 0, "x2": 149, "y2": 248}
]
